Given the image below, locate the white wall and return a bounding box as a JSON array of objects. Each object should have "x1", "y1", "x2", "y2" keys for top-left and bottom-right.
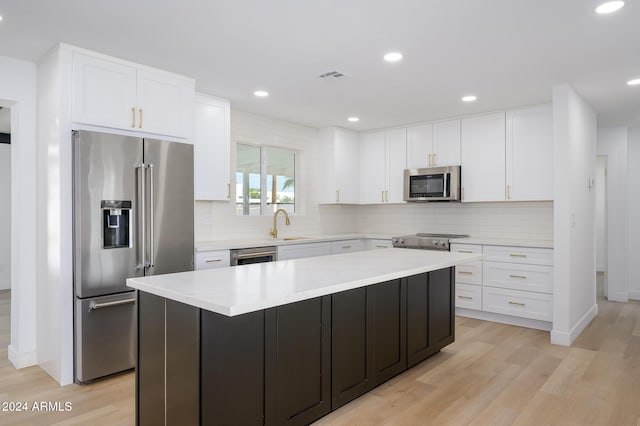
[
  {"x1": 0, "y1": 56, "x2": 38, "y2": 368},
  {"x1": 356, "y1": 202, "x2": 553, "y2": 239},
  {"x1": 0, "y1": 144, "x2": 10, "y2": 290},
  {"x1": 551, "y1": 84, "x2": 598, "y2": 346},
  {"x1": 595, "y1": 156, "x2": 607, "y2": 272},
  {"x1": 627, "y1": 127, "x2": 640, "y2": 300},
  {"x1": 597, "y1": 127, "x2": 628, "y2": 302},
  {"x1": 36, "y1": 47, "x2": 75, "y2": 385},
  {"x1": 195, "y1": 110, "x2": 358, "y2": 241}
]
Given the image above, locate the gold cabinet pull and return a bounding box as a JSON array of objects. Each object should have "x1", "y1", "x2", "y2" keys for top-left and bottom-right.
[
  {"x1": 508, "y1": 301, "x2": 526, "y2": 306},
  {"x1": 205, "y1": 259, "x2": 222, "y2": 263},
  {"x1": 510, "y1": 253, "x2": 527, "y2": 258},
  {"x1": 336, "y1": 190, "x2": 339, "y2": 203},
  {"x1": 381, "y1": 190, "x2": 385, "y2": 202},
  {"x1": 509, "y1": 274, "x2": 527, "y2": 279},
  {"x1": 458, "y1": 250, "x2": 473, "y2": 253},
  {"x1": 433, "y1": 152, "x2": 437, "y2": 165},
  {"x1": 507, "y1": 184, "x2": 511, "y2": 200},
  {"x1": 428, "y1": 153, "x2": 433, "y2": 166},
  {"x1": 375, "y1": 245, "x2": 388, "y2": 248},
  {"x1": 131, "y1": 107, "x2": 136, "y2": 128},
  {"x1": 342, "y1": 245, "x2": 352, "y2": 249},
  {"x1": 139, "y1": 108, "x2": 143, "y2": 128},
  {"x1": 227, "y1": 183, "x2": 231, "y2": 200},
  {"x1": 458, "y1": 271, "x2": 473, "y2": 275},
  {"x1": 385, "y1": 190, "x2": 388, "y2": 202},
  {"x1": 458, "y1": 295, "x2": 473, "y2": 300}
]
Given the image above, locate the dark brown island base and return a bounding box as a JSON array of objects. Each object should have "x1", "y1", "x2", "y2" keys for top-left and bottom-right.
[{"x1": 136, "y1": 267, "x2": 454, "y2": 426}]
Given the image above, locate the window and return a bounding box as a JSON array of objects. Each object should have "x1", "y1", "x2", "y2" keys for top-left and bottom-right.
[{"x1": 236, "y1": 143, "x2": 296, "y2": 215}]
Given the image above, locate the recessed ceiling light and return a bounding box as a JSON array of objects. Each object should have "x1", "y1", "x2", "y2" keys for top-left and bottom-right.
[
  {"x1": 627, "y1": 78, "x2": 640, "y2": 86},
  {"x1": 254, "y1": 90, "x2": 269, "y2": 97},
  {"x1": 595, "y1": 1, "x2": 625, "y2": 14},
  {"x1": 0, "y1": 15, "x2": 3, "y2": 21},
  {"x1": 383, "y1": 52, "x2": 403, "y2": 62},
  {"x1": 347, "y1": 117, "x2": 360, "y2": 122},
  {"x1": 462, "y1": 95, "x2": 477, "y2": 102}
]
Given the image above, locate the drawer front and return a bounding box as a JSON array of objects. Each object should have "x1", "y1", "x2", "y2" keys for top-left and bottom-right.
[
  {"x1": 367, "y1": 239, "x2": 393, "y2": 250},
  {"x1": 455, "y1": 283, "x2": 482, "y2": 310},
  {"x1": 455, "y1": 261, "x2": 482, "y2": 285},
  {"x1": 482, "y1": 286, "x2": 553, "y2": 322},
  {"x1": 330, "y1": 239, "x2": 365, "y2": 254},
  {"x1": 195, "y1": 250, "x2": 230, "y2": 270},
  {"x1": 450, "y1": 244, "x2": 482, "y2": 255},
  {"x1": 483, "y1": 245, "x2": 553, "y2": 266},
  {"x1": 277, "y1": 242, "x2": 331, "y2": 260},
  {"x1": 484, "y1": 262, "x2": 553, "y2": 294}
]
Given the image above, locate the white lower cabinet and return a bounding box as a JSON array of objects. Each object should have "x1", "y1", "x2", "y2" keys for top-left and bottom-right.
[
  {"x1": 195, "y1": 250, "x2": 230, "y2": 270},
  {"x1": 330, "y1": 239, "x2": 365, "y2": 254},
  {"x1": 367, "y1": 239, "x2": 393, "y2": 250},
  {"x1": 452, "y1": 242, "x2": 553, "y2": 328},
  {"x1": 455, "y1": 283, "x2": 482, "y2": 310},
  {"x1": 482, "y1": 286, "x2": 553, "y2": 322},
  {"x1": 277, "y1": 242, "x2": 331, "y2": 260}
]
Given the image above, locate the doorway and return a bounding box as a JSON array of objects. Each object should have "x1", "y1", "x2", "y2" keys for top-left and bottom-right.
[
  {"x1": 0, "y1": 106, "x2": 11, "y2": 362},
  {"x1": 596, "y1": 155, "x2": 607, "y2": 297}
]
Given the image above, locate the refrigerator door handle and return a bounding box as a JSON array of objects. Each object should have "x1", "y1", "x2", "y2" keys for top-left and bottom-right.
[
  {"x1": 148, "y1": 163, "x2": 155, "y2": 268},
  {"x1": 135, "y1": 163, "x2": 147, "y2": 269},
  {"x1": 89, "y1": 298, "x2": 136, "y2": 311}
]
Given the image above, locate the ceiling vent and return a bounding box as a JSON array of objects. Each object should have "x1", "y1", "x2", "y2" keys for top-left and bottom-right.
[{"x1": 318, "y1": 70, "x2": 348, "y2": 80}]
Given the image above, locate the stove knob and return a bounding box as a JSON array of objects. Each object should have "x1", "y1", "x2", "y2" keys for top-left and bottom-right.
[
  {"x1": 432, "y1": 240, "x2": 438, "y2": 245},
  {"x1": 440, "y1": 240, "x2": 448, "y2": 247}
]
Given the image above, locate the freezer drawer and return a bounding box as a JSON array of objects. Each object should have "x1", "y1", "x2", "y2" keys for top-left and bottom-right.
[{"x1": 75, "y1": 292, "x2": 136, "y2": 383}]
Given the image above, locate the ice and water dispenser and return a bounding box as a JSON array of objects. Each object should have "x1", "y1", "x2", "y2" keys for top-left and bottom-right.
[{"x1": 101, "y1": 200, "x2": 132, "y2": 249}]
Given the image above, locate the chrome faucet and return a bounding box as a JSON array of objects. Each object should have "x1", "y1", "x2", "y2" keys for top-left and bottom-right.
[{"x1": 270, "y1": 208, "x2": 291, "y2": 238}]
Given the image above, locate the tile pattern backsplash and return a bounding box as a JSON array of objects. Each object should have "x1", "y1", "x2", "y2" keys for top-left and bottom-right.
[{"x1": 195, "y1": 110, "x2": 553, "y2": 242}]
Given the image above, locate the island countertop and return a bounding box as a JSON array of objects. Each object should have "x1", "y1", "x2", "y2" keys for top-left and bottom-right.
[{"x1": 126, "y1": 248, "x2": 481, "y2": 316}]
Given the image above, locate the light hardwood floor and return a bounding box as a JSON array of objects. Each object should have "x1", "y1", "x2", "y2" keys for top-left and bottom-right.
[{"x1": 1, "y1": 274, "x2": 639, "y2": 425}]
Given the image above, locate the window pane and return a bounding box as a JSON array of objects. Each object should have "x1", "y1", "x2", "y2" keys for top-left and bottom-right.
[
  {"x1": 265, "y1": 148, "x2": 295, "y2": 214},
  {"x1": 236, "y1": 144, "x2": 261, "y2": 216}
]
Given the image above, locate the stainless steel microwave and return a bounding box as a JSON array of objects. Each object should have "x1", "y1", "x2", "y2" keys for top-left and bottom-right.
[{"x1": 403, "y1": 166, "x2": 461, "y2": 202}]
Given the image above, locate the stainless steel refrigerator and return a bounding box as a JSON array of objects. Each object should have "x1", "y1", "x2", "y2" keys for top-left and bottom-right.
[{"x1": 73, "y1": 130, "x2": 194, "y2": 383}]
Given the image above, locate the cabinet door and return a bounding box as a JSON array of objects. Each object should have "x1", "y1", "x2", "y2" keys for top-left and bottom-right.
[
  {"x1": 137, "y1": 68, "x2": 194, "y2": 138},
  {"x1": 72, "y1": 53, "x2": 137, "y2": 130},
  {"x1": 265, "y1": 297, "x2": 331, "y2": 426},
  {"x1": 432, "y1": 119, "x2": 461, "y2": 166},
  {"x1": 194, "y1": 94, "x2": 230, "y2": 200},
  {"x1": 195, "y1": 249, "x2": 230, "y2": 270},
  {"x1": 461, "y1": 113, "x2": 506, "y2": 202},
  {"x1": 406, "y1": 124, "x2": 433, "y2": 169},
  {"x1": 370, "y1": 280, "x2": 406, "y2": 386},
  {"x1": 359, "y1": 132, "x2": 387, "y2": 204},
  {"x1": 386, "y1": 128, "x2": 407, "y2": 203},
  {"x1": 428, "y1": 268, "x2": 455, "y2": 351},
  {"x1": 330, "y1": 239, "x2": 365, "y2": 254},
  {"x1": 506, "y1": 105, "x2": 553, "y2": 201},
  {"x1": 334, "y1": 128, "x2": 360, "y2": 203},
  {"x1": 277, "y1": 242, "x2": 331, "y2": 260},
  {"x1": 201, "y1": 310, "x2": 265, "y2": 426},
  {"x1": 332, "y1": 287, "x2": 374, "y2": 409}
]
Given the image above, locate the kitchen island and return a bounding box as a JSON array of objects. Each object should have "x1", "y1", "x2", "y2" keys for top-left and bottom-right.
[{"x1": 127, "y1": 248, "x2": 481, "y2": 426}]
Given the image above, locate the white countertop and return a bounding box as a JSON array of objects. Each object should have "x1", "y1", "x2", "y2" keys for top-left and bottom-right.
[
  {"x1": 450, "y1": 237, "x2": 553, "y2": 249},
  {"x1": 127, "y1": 248, "x2": 481, "y2": 317},
  {"x1": 195, "y1": 233, "x2": 396, "y2": 251}
]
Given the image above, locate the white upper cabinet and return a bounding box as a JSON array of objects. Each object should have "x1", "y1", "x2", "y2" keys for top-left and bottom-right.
[
  {"x1": 406, "y1": 124, "x2": 432, "y2": 169},
  {"x1": 432, "y1": 119, "x2": 461, "y2": 166},
  {"x1": 194, "y1": 93, "x2": 231, "y2": 201},
  {"x1": 461, "y1": 113, "x2": 506, "y2": 202},
  {"x1": 359, "y1": 131, "x2": 387, "y2": 204},
  {"x1": 406, "y1": 120, "x2": 460, "y2": 169},
  {"x1": 72, "y1": 51, "x2": 195, "y2": 138},
  {"x1": 359, "y1": 128, "x2": 406, "y2": 204},
  {"x1": 319, "y1": 127, "x2": 359, "y2": 204},
  {"x1": 506, "y1": 105, "x2": 553, "y2": 201}
]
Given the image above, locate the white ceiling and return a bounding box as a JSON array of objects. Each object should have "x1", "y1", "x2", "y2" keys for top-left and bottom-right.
[{"x1": 0, "y1": 0, "x2": 639, "y2": 131}]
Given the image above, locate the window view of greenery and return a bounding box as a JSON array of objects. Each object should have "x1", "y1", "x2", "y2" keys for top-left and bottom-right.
[{"x1": 236, "y1": 143, "x2": 296, "y2": 216}]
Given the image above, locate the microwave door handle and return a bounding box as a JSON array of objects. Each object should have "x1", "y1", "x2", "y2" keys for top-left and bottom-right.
[{"x1": 443, "y1": 173, "x2": 449, "y2": 198}]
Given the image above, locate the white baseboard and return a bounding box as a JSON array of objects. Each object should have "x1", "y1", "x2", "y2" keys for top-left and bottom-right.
[
  {"x1": 629, "y1": 290, "x2": 640, "y2": 301},
  {"x1": 455, "y1": 308, "x2": 552, "y2": 331},
  {"x1": 607, "y1": 291, "x2": 629, "y2": 303},
  {"x1": 7, "y1": 345, "x2": 38, "y2": 369},
  {"x1": 551, "y1": 304, "x2": 598, "y2": 346}
]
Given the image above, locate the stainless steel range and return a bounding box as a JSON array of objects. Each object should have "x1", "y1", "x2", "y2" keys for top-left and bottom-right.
[{"x1": 391, "y1": 233, "x2": 469, "y2": 251}]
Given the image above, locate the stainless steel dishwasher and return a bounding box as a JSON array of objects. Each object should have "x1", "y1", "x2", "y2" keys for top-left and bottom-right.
[{"x1": 230, "y1": 246, "x2": 277, "y2": 266}]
